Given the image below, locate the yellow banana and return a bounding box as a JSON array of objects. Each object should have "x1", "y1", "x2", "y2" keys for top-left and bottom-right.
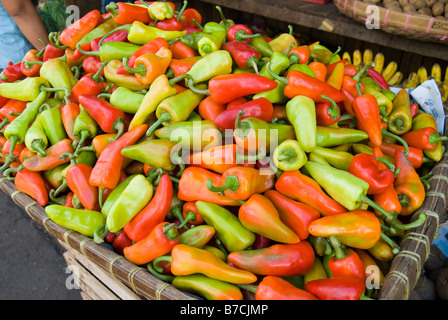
[
  {"x1": 408, "y1": 72, "x2": 419, "y2": 87},
  {"x1": 387, "y1": 71, "x2": 403, "y2": 86},
  {"x1": 373, "y1": 52, "x2": 385, "y2": 74},
  {"x1": 431, "y1": 63, "x2": 442, "y2": 83},
  {"x1": 342, "y1": 52, "x2": 351, "y2": 64},
  {"x1": 444, "y1": 65, "x2": 448, "y2": 84},
  {"x1": 363, "y1": 49, "x2": 373, "y2": 65},
  {"x1": 417, "y1": 66, "x2": 428, "y2": 84},
  {"x1": 353, "y1": 49, "x2": 362, "y2": 67},
  {"x1": 402, "y1": 79, "x2": 415, "y2": 89},
  {"x1": 442, "y1": 83, "x2": 448, "y2": 102},
  {"x1": 382, "y1": 61, "x2": 397, "y2": 82}
]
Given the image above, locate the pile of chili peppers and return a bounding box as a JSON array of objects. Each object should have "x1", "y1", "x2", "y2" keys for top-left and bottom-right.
[{"x1": 0, "y1": 1, "x2": 444, "y2": 301}]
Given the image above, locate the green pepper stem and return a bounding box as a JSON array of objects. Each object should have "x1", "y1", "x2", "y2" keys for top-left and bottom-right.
[
  {"x1": 91, "y1": 62, "x2": 107, "y2": 83},
  {"x1": 105, "y1": 2, "x2": 118, "y2": 16},
  {"x1": 31, "y1": 140, "x2": 47, "y2": 157},
  {"x1": 74, "y1": 130, "x2": 90, "y2": 155},
  {"x1": 93, "y1": 224, "x2": 109, "y2": 244},
  {"x1": 328, "y1": 236, "x2": 348, "y2": 260},
  {"x1": 22, "y1": 60, "x2": 43, "y2": 69},
  {"x1": 429, "y1": 133, "x2": 448, "y2": 146},
  {"x1": 41, "y1": 86, "x2": 72, "y2": 97},
  {"x1": 288, "y1": 25, "x2": 293, "y2": 35},
  {"x1": 320, "y1": 95, "x2": 340, "y2": 120},
  {"x1": 247, "y1": 56, "x2": 259, "y2": 74},
  {"x1": 265, "y1": 62, "x2": 288, "y2": 85},
  {"x1": 0, "y1": 118, "x2": 10, "y2": 131},
  {"x1": 380, "y1": 232, "x2": 401, "y2": 255},
  {"x1": 152, "y1": 255, "x2": 173, "y2": 273},
  {"x1": 185, "y1": 78, "x2": 210, "y2": 95},
  {"x1": 235, "y1": 30, "x2": 261, "y2": 42},
  {"x1": 215, "y1": 5, "x2": 232, "y2": 29},
  {"x1": 112, "y1": 117, "x2": 125, "y2": 141},
  {"x1": 146, "y1": 112, "x2": 173, "y2": 137},
  {"x1": 98, "y1": 25, "x2": 130, "y2": 47},
  {"x1": 278, "y1": 148, "x2": 297, "y2": 163},
  {"x1": 206, "y1": 176, "x2": 239, "y2": 195},
  {"x1": 49, "y1": 187, "x2": 66, "y2": 205},
  {"x1": 147, "y1": 262, "x2": 174, "y2": 282},
  {"x1": 52, "y1": 180, "x2": 67, "y2": 198},
  {"x1": 375, "y1": 156, "x2": 395, "y2": 171},
  {"x1": 392, "y1": 118, "x2": 404, "y2": 131},
  {"x1": 177, "y1": 211, "x2": 197, "y2": 230},
  {"x1": 176, "y1": 0, "x2": 188, "y2": 19},
  {"x1": 168, "y1": 73, "x2": 190, "y2": 86},
  {"x1": 98, "y1": 187, "x2": 105, "y2": 209},
  {"x1": 237, "y1": 284, "x2": 258, "y2": 293},
  {"x1": 381, "y1": 128, "x2": 409, "y2": 156},
  {"x1": 193, "y1": 18, "x2": 203, "y2": 31},
  {"x1": 353, "y1": 61, "x2": 375, "y2": 82},
  {"x1": 75, "y1": 43, "x2": 99, "y2": 57},
  {"x1": 97, "y1": 93, "x2": 111, "y2": 99},
  {"x1": 170, "y1": 150, "x2": 185, "y2": 177},
  {"x1": 163, "y1": 222, "x2": 180, "y2": 240},
  {"x1": 122, "y1": 57, "x2": 146, "y2": 76},
  {"x1": 379, "y1": 106, "x2": 389, "y2": 123},
  {"x1": 48, "y1": 31, "x2": 68, "y2": 50},
  {"x1": 3, "y1": 164, "x2": 23, "y2": 180},
  {"x1": 0, "y1": 135, "x2": 19, "y2": 171},
  {"x1": 289, "y1": 53, "x2": 300, "y2": 65},
  {"x1": 236, "y1": 147, "x2": 266, "y2": 164}
]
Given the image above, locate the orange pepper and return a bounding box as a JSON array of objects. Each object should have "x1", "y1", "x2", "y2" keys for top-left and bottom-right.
[
  {"x1": 326, "y1": 61, "x2": 344, "y2": 90},
  {"x1": 125, "y1": 47, "x2": 172, "y2": 85}
]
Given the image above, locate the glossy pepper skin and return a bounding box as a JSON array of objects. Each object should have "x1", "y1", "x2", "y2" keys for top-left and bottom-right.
[
  {"x1": 239, "y1": 194, "x2": 300, "y2": 244},
  {"x1": 167, "y1": 244, "x2": 257, "y2": 284},
  {"x1": 352, "y1": 92, "x2": 383, "y2": 147},
  {"x1": 228, "y1": 242, "x2": 315, "y2": 277},
  {"x1": 272, "y1": 139, "x2": 307, "y2": 171},
  {"x1": 412, "y1": 113, "x2": 444, "y2": 162},
  {"x1": 59, "y1": 10, "x2": 101, "y2": 50},
  {"x1": 124, "y1": 174, "x2": 173, "y2": 242},
  {"x1": 286, "y1": 95, "x2": 316, "y2": 153},
  {"x1": 45, "y1": 205, "x2": 105, "y2": 238},
  {"x1": 207, "y1": 166, "x2": 275, "y2": 201},
  {"x1": 275, "y1": 170, "x2": 347, "y2": 216},
  {"x1": 23, "y1": 139, "x2": 73, "y2": 172},
  {"x1": 14, "y1": 169, "x2": 48, "y2": 206},
  {"x1": 254, "y1": 276, "x2": 319, "y2": 300},
  {"x1": 264, "y1": 190, "x2": 320, "y2": 240},
  {"x1": 304, "y1": 277, "x2": 366, "y2": 300},
  {"x1": 387, "y1": 88, "x2": 412, "y2": 135},
  {"x1": 401, "y1": 126, "x2": 447, "y2": 151},
  {"x1": 172, "y1": 274, "x2": 243, "y2": 300},
  {"x1": 195, "y1": 201, "x2": 255, "y2": 252},
  {"x1": 308, "y1": 210, "x2": 381, "y2": 250},
  {"x1": 65, "y1": 164, "x2": 98, "y2": 211}
]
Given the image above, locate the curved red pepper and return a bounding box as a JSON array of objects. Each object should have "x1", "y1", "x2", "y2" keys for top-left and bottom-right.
[
  {"x1": 227, "y1": 24, "x2": 257, "y2": 43},
  {"x1": 1, "y1": 62, "x2": 24, "y2": 82},
  {"x1": 20, "y1": 50, "x2": 43, "y2": 77},
  {"x1": 367, "y1": 67, "x2": 389, "y2": 90},
  {"x1": 124, "y1": 174, "x2": 173, "y2": 242},
  {"x1": 401, "y1": 126, "x2": 447, "y2": 151},
  {"x1": 222, "y1": 40, "x2": 261, "y2": 71},
  {"x1": 107, "y1": 1, "x2": 151, "y2": 25},
  {"x1": 348, "y1": 153, "x2": 394, "y2": 195},
  {"x1": 304, "y1": 277, "x2": 366, "y2": 300},
  {"x1": 14, "y1": 169, "x2": 48, "y2": 206},
  {"x1": 66, "y1": 163, "x2": 99, "y2": 211},
  {"x1": 213, "y1": 97, "x2": 273, "y2": 130},
  {"x1": 352, "y1": 92, "x2": 382, "y2": 147},
  {"x1": 59, "y1": 102, "x2": 80, "y2": 141},
  {"x1": 43, "y1": 43, "x2": 66, "y2": 62},
  {"x1": 197, "y1": 96, "x2": 226, "y2": 122},
  {"x1": 208, "y1": 73, "x2": 278, "y2": 105},
  {"x1": 373, "y1": 142, "x2": 423, "y2": 169},
  {"x1": 70, "y1": 66, "x2": 106, "y2": 103}
]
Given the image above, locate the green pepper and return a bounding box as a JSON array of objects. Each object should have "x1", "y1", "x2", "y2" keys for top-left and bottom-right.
[
  {"x1": 186, "y1": 111, "x2": 202, "y2": 122},
  {"x1": 101, "y1": 174, "x2": 136, "y2": 217},
  {"x1": 249, "y1": 37, "x2": 273, "y2": 58},
  {"x1": 179, "y1": 225, "x2": 216, "y2": 248},
  {"x1": 361, "y1": 76, "x2": 381, "y2": 91},
  {"x1": 147, "y1": 1, "x2": 174, "y2": 20},
  {"x1": 73, "y1": 107, "x2": 98, "y2": 153},
  {"x1": 44, "y1": 164, "x2": 68, "y2": 189},
  {"x1": 99, "y1": 87, "x2": 145, "y2": 114},
  {"x1": 128, "y1": 21, "x2": 186, "y2": 44},
  {"x1": 77, "y1": 41, "x2": 141, "y2": 63},
  {"x1": 104, "y1": 59, "x2": 150, "y2": 91},
  {"x1": 24, "y1": 113, "x2": 48, "y2": 157},
  {"x1": 44, "y1": 98, "x2": 64, "y2": 109},
  {"x1": 154, "y1": 120, "x2": 221, "y2": 151},
  {"x1": 381, "y1": 89, "x2": 395, "y2": 101},
  {"x1": 286, "y1": 95, "x2": 316, "y2": 153},
  {"x1": 272, "y1": 139, "x2": 307, "y2": 171},
  {"x1": 310, "y1": 146, "x2": 354, "y2": 171},
  {"x1": 106, "y1": 174, "x2": 154, "y2": 233},
  {"x1": 146, "y1": 87, "x2": 207, "y2": 137},
  {"x1": 39, "y1": 106, "x2": 67, "y2": 146},
  {"x1": 176, "y1": 31, "x2": 210, "y2": 50},
  {"x1": 45, "y1": 205, "x2": 106, "y2": 238},
  {"x1": 316, "y1": 126, "x2": 369, "y2": 148},
  {"x1": 252, "y1": 79, "x2": 288, "y2": 104},
  {"x1": 77, "y1": 18, "x2": 119, "y2": 46},
  {"x1": 259, "y1": 51, "x2": 290, "y2": 80},
  {"x1": 170, "y1": 50, "x2": 233, "y2": 86},
  {"x1": 287, "y1": 63, "x2": 316, "y2": 78},
  {"x1": 195, "y1": 201, "x2": 255, "y2": 252},
  {"x1": 171, "y1": 274, "x2": 243, "y2": 300},
  {"x1": 0, "y1": 77, "x2": 50, "y2": 101},
  {"x1": 363, "y1": 85, "x2": 393, "y2": 122},
  {"x1": 121, "y1": 139, "x2": 178, "y2": 172},
  {"x1": 40, "y1": 58, "x2": 77, "y2": 99},
  {"x1": 197, "y1": 22, "x2": 227, "y2": 56}
]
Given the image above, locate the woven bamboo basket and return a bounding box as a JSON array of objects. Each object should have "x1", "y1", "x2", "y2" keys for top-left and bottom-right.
[
  {"x1": 0, "y1": 109, "x2": 447, "y2": 300},
  {"x1": 333, "y1": 0, "x2": 448, "y2": 44}
]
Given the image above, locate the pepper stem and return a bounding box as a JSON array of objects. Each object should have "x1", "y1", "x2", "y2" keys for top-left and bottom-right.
[
  {"x1": 328, "y1": 235, "x2": 348, "y2": 260},
  {"x1": 381, "y1": 128, "x2": 409, "y2": 155},
  {"x1": 93, "y1": 224, "x2": 109, "y2": 244},
  {"x1": 177, "y1": 211, "x2": 197, "y2": 230},
  {"x1": 75, "y1": 43, "x2": 99, "y2": 57},
  {"x1": 31, "y1": 140, "x2": 47, "y2": 157},
  {"x1": 98, "y1": 25, "x2": 130, "y2": 47},
  {"x1": 353, "y1": 61, "x2": 375, "y2": 82},
  {"x1": 91, "y1": 61, "x2": 107, "y2": 83},
  {"x1": 237, "y1": 284, "x2": 258, "y2": 293},
  {"x1": 429, "y1": 133, "x2": 448, "y2": 146},
  {"x1": 235, "y1": 30, "x2": 261, "y2": 42},
  {"x1": 98, "y1": 187, "x2": 105, "y2": 209},
  {"x1": 147, "y1": 262, "x2": 174, "y2": 282},
  {"x1": 215, "y1": 5, "x2": 232, "y2": 29},
  {"x1": 74, "y1": 130, "x2": 90, "y2": 155},
  {"x1": 278, "y1": 148, "x2": 297, "y2": 163},
  {"x1": 168, "y1": 73, "x2": 190, "y2": 86},
  {"x1": 41, "y1": 86, "x2": 72, "y2": 97},
  {"x1": 170, "y1": 150, "x2": 185, "y2": 177},
  {"x1": 206, "y1": 176, "x2": 239, "y2": 194},
  {"x1": 152, "y1": 255, "x2": 173, "y2": 273},
  {"x1": 185, "y1": 78, "x2": 210, "y2": 95},
  {"x1": 122, "y1": 57, "x2": 146, "y2": 76},
  {"x1": 3, "y1": 164, "x2": 23, "y2": 181},
  {"x1": 0, "y1": 118, "x2": 10, "y2": 131},
  {"x1": 163, "y1": 222, "x2": 180, "y2": 240},
  {"x1": 0, "y1": 135, "x2": 18, "y2": 171},
  {"x1": 320, "y1": 95, "x2": 340, "y2": 120},
  {"x1": 380, "y1": 232, "x2": 401, "y2": 255},
  {"x1": 176, "y1": 0, "x2": 188, "y2": 19},
  {"x1": 265, "y1": 62, "x2": 288, "y2": 85},
  {"x1": 146, "y1": 112, "x2": 173, "y2": 137}
]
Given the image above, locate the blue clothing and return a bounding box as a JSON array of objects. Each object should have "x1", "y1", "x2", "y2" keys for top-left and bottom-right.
[{"x1": 0, "y1": 2, "x2": 34, "y2": 69}]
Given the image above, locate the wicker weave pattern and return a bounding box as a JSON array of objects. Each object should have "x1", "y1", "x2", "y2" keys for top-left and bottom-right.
[{"x1": 334, "y1": 0, "x2": 448, "y2": 44}]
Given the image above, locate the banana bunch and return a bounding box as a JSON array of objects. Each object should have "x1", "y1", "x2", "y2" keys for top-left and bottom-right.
[{"x1": 342, "y1": 49, "x2": 448, "y2": 103}]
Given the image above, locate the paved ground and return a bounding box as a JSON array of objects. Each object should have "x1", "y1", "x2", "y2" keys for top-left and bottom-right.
[{"x1": 0, "y1": 191, "x2": 82, "y2": 300}]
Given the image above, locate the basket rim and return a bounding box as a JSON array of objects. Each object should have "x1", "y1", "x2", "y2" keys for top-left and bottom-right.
[{"x1": 333, "y1": 0, "x2": 448, "y2": 41}]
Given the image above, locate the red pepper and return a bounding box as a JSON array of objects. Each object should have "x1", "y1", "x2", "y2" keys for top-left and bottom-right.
[
  {"x1": 23, "y1": 139, "x2": 73, "y2": 172},
  {"x1": 169, "y1": 40, "x2": 198, "y2": 59},
  {"x1": 155, "y1": 17, "x2": 185, "y2": 31},
  {"x1": 401, "y1": 127, "x2": 447, "y2": 151},
  {"x1": 0, "y1": 99, "x2": 27, "y2": 130},
  {"x1": 325, "y1": 246, "x2": 366, "y2": 281},
  {"x1": 197, "y1": 96, "x2": 226, "y2": 122},
  {"x1": 344, "y1": 64, "x2": 357, "y2": 77},
  {"x1": 348, "y1": 153, "x2": 395, "y2": 195},
  {"x1": 373, "y1": 142, "x2": 423, "y2": 169},
  {"x1": 410, "y1": 103, "x2": 418, "y2": 118},
  {"x1": 179, "y1": 8, "x2": 202, "y2": 29},
  {"x1": 168, "y1": 56, "x2": 201, "y2": 78},
  {"x1": 351, "y1": 90, "x2": 383, "y2": 147},
  {"x1": 208, "y1": 73, "x2": 278, "y2": 105},
  {"x1": 78, "y1": 94, "x2": 125, "y2": 137},
  {"x1": 213, "y1": 97, "x2": 273, "y2": 130},
  {"x1": 70, "y1": 63, "x2": 106, "y2": 103},
  {"x1": 341, "y1": 63, "x2": 372, "y2": 98},
  {"x1": 117, "y1": 37, "x2": 169, "y2": 75},
  {"x1": 14, "y1": 169, "x2": 48, "y2": 206},
  {"x1": 59, "y1": 102, "x2": 80, "y2": 141},
  {"x1": 43, "y1": 43, "x2": 66, "y2": 62},
  {"x1": 367, "y1": 67, "x2": 389, "y2": 90},
  {"x1": 341, "y1": 87, "x2": 355, "y2": 116},
  {"x1": 89, "y1": 124, "x2": 148, "y2": 201},
  {"x1": 82, "y1": 56, "x2": 103, "y2": 74},
  {"x1": 20, "y1": 49, "x2": 43, "y2": 77},
  {"x1": 106, "y1": 1, "x2": 151, "y2": 24},
  {"x1": 222, "y1": 40, "x2": 261, "y2": 72},
  {"x1": 182, "y1": 201, "x2": 204, "y2": 226},
  {"x1": 66, "y1": 163, "x2": 99, "y2": 211},
  {"x1": 315, "y1": 95, "x2": 341, "y2": 127},
  {"x1": 63, "y1": 192, "x2": 74, "y2": 208},
  {"x1": 227, "y1": 24, "x2": 258, "y2": 43},
  {"x1": 326, "y1": 59, "x2": 346, "y2": 75},
  {"x1": 112, "y1": 230, "x2": 133, "y2": 256},
  {"x1": 287, "y1": 45, "x2": 310, "y2": 65},
  {"x1": 255, "y1": 276, "x2": 320, "y2": 300},
  {"x1": 0, "y1": 61, "x2": 24, "y2": 82},
  {"x1": 304, "y1": 277, "x2": 366, "y2": 300},
  {"x1": 227, "y1": 242, "x2": 315, "y2": 277},
  {"x1": 124, "y1": 174, "x2": 173, "y2": 242},
  {"x1": 59, "y1": 10, "x2": 101, "y2": 50},
  {"x1": 264, "y1": 189, "x2": 320, "y2": 241}
]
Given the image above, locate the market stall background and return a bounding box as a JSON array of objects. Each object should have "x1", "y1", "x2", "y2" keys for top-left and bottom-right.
[{"x1": 1, "y1": 0, "x2": 448, "y2": 300}]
